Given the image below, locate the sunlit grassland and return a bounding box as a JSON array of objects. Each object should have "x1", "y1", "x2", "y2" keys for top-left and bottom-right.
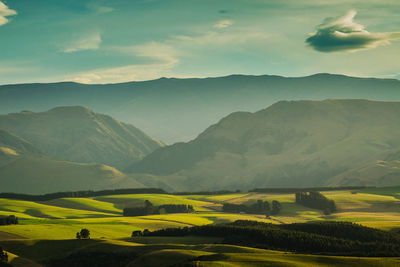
[
  {"x1": 95, "y1": 194, "x2": 215, "y2": 211},
  {"x1": 0, "y1": 212, "x2": 276, "y2": 240},
  {"x1": 44, "y1": 197, "x2": 123, "y2": 214},
  {"x1": 0, "y1": 189, "x2": 400, "y2": 242},
  {"x1": 0, "y1": 198, "x2": 116, "y2": 219}
]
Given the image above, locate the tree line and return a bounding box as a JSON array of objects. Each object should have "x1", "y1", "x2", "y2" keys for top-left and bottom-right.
[
  {"x1": 0, "y1": 215, "x2": 18, "y2": 226},
  {"x1": 123, "y1": 200, "x2": 194, "y2": 216},
  {"x1": 174, "y1": 190, "x2": 242, "y2": 195},
  {"x1": 295, "y1": 191, "x2": 336, "y2": 214},
  {"x1": 141, "y1": 220, "x2": 400, "y2": 257},
  {"x1": 250, "y1": 186, "x2": 368, "y2": 194},
  {"x1": 0, "y1": 188, "x2": 166, "y2": 202},
  {"x1": 222, "y1": 200, "x2": 281, "y2": 216}
]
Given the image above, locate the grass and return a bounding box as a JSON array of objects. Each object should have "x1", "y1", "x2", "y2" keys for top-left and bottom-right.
[
  {"x1": 95, "y1": 193, "x2": 215, "y2": 211},
  {"x1": 2, "y1": 238, "x2": 400, "y2": 267},
  {"x1": 44, "y1": 197, "x2": 123, "y2": 214},
  {"x1": 0, "y1": 198, "x2": 117, "y2": 219}
]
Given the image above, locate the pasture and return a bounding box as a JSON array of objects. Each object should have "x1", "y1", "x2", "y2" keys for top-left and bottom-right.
[{"x1": 0, "y1": 188, "x2": 399, "y2": 266}]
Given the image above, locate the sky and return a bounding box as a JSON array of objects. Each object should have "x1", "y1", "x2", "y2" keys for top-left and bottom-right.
[{"x1": 0, "y1": 0, "x2": 399, "y2": 85}]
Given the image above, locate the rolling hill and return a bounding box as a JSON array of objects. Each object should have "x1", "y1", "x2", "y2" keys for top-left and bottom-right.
[
  {"x1": 0, "y1": 128, "x2": 146, "y2": 194},
  {"x1": 129, "y1": 99, "x2": 400, "y2": 190},
  {"x1": 0, "y1": 106, "x2": 162, "y2": 170},
  {"x1": 1, "y1": 74, "x2": 399, "y2": 143}
]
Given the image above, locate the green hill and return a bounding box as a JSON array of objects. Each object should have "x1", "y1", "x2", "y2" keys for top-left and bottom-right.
[
  {"x1": 328, "y1": 160, "x2": 400, "y2": 187},
  {"x1": 0, "y1": 106, "x2": 162, "y2": 170},
  {"x1": 1, "y1": 74, "x2": 399, "y2": 143},
  {"x1": 0, "y1": 129, "x2": 146, "y2": 194},
  {"x1": 129, "y1": 99, "x2": 400, "y2": 190}
]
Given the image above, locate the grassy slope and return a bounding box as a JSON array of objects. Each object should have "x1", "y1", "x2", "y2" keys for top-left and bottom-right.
[
  {"x1": 0, "y1": 190, "x2": 400, "y2": 265},
  {"x1": 0, "y1": 190, "x2": 398, "y2": 241},
  {"x1": 1, "y1": 238, "x2": 400, "y2": 267}
]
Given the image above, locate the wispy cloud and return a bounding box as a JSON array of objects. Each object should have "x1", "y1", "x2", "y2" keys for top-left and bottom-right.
[
  {"x1": 213, "y1": 19, "x2": 233, "y2": 29},
  {"x1": 62, "y1": 32, "x2": 102, "y2": 53},
  {"x1": 0, "y1": 1, "x2": 17, "y2": 26},
  {"x1": 69, "y1": 42, "x2": 179, "y2": 84},
  {"x1": 87, "y1": 3, "x2": 114, "y2": 14},
  {"x1": 306, "y1": 10, "x2": 400, "y2": 53},
  {"x1": 68, "y1": 22, "x2": 270, "y2": 84}
]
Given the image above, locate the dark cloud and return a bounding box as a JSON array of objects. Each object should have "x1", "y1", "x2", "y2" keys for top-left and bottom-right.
[{"x1": 306, "y1": 10, "x2": 400, "y2": 52}]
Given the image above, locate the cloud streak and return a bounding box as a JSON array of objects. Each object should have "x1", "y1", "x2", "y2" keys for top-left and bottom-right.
[
  {"x1": 69, "y1": 42, "x2": 180, "y2": 84},
  {"x1": 213, "y1": 19, "x2": 233, "y2": 29},
  {"x1": 62, "y1": 32, "x2": 102, "y2": 53},
  {"x1": 306, "y1": 10, "x2": 400, "y2": 52},
  {"x1": 0, "y1": 1, "x2": 17, "y2": 26}
]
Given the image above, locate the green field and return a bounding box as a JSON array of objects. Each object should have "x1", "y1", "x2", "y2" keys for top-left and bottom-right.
[{"x1": 0, "y1": 189, "x2": 400, "y2": 266}]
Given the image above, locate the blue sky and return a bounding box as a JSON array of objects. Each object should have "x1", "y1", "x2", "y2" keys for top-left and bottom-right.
[{"x1": 0, "y1": 0, "x2": 399, "y2": 84}]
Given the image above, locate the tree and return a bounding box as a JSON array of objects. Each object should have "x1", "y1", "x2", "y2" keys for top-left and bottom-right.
[
  {"x1": 143, "y1": 229, "x2": 150, "y2": 236},
  {"x1": 144, "y1": 200, "x2": 155, "y2": 214},
  {"x1": 271, "y1": 200, "x2": 282, "y2": 215},
  {"x1": 80, "y1": 229, "x2": 90, "y2": 239},
  {"x1": 76, "y1": 232, "x2": 81, "y2": 239},
  {"x1": 131, "y1": 230, "x2": 143, "y2": 237}
]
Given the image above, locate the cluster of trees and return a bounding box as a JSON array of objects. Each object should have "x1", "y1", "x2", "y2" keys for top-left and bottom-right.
[
  {"x1": 0, "y1": 188, "x2": 166, "y2": 202},
  {"x1": 0, "y1": 215, "x2": 18, "y2": 226},
  {"x1": 295, "y1": 191, "x2": 337, "y2": 214},
  {"x1": 131, "y1": 229, "x2": 150, "y2": 237},
  {"x1": 123, "y1": 200, "x2": 194, "y2": 216},
  {"x1": 76, "y1": 229, "x2": 90, "y2": 239},
  {"x1": 143, "y1": 220, "x2": 400, "y2": 257},
  {"x1": 250, "y1": 186, "x2": 368, "y2": 194},
  {"x1": 222, "y1": 200, "x2": 281, "y2": 215}
]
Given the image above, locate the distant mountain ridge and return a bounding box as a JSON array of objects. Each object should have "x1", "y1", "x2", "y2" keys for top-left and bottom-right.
[
  {"x1": 129, "y1": 99, "x2": 400, "y2": 190},
  {"x1": 1, "y1": 73, "x2": 399, "y2": 143},
  {"x1": 0, "y1": 106, "x2": 162, "y2": 170}
]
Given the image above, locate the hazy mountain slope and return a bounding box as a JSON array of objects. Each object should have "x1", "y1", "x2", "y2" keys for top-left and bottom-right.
[
  {"x1": 0, "y1": 157, "x2": 145, "y2": 194},
  {"x1": 129, "y1": 99, "x2": 400, "y2": 190},
  {"x1": 0, "y1": 107, "x2": 162, "y2": 170},
  {"x1": 327, "y1": 160, "x2": 400, "y2": 187},
  {"x1": 0, "y1": 129, "x2": 40, "y2": 157},
  {"x1": 0, "y1": 129, "x2": 42, "y2": 168},
  {"x1": 0, "y1": 129, "x2": 145, "y2": 194},
  {"x1": 1, "y1": 74, "x2": 399, "y2": 143}
]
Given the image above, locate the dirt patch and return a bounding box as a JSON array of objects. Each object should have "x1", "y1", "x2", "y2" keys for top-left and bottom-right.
[{"x1": 0, "y1": 230, "x2": 26, "y2": 240}]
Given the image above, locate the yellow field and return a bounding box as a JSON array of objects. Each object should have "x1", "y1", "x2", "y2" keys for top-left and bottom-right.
[{"x1": 0, "y1": 189, "x2": 399, "y2": 241}]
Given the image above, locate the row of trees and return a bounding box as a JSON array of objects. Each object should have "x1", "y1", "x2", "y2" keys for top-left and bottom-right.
[
  {"x1": 0, "y1": 215, "x2": 18, "y2": 226},
  {"x1": 250, "y1": 186, "x2": 368, "y2": 194},
  {"x1": 295, "y1": 191, "x2": 337, "y2": 214},
  {"x1": 123, "y1": 200, "x2": 194, "y2": 216},
  {"x1": 222, "y1": 200, "x2": 281, "y2": 215},
  {"x1": 142, "y1": 220, "x2": 400, "y2": 257},
  {"x1": 0, "y1": 188, "x2": 166, "y2": 202}
]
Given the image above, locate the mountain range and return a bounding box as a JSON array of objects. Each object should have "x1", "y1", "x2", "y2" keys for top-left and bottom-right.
[
  {"x1": 0, "y1": 106, "x2": 162, "y2": 170},
  {"x1": 1, "y1": 73, "x2": 400, "y2": 143},
  {"x1": 1, "y1": 74, "x2": 400, "y2": 193},
  {"x1": 129, "y1": 99, "x2": 400, "y2": 191},
  {"x1": 0, "y1": 107, "x2": 165, "y2": 193}
]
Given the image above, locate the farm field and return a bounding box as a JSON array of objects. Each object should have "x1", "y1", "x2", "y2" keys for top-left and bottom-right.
[{"x1": 0, "y1": 189, "x2": 400, "y2": 266}]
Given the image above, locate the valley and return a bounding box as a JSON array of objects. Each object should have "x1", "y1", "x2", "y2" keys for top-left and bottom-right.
[{"x1": 0, "y1": 188, "x2": 399, "y2": 266}]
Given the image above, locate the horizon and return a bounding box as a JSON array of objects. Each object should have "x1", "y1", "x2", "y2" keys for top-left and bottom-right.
[
  {"x1": 0, "y1": 1, "x2": 399, "y2": 85},
  {"x1": 1, "y1": 72, "x2": 399, "y2": 86}
]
